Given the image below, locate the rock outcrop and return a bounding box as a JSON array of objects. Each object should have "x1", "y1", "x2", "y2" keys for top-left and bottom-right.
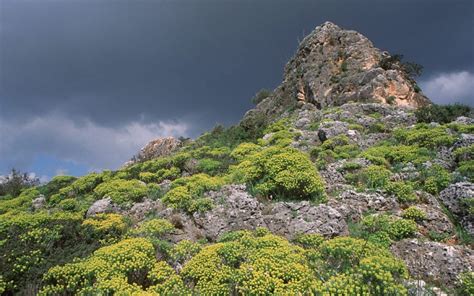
[
  {"x1": 241, "y1": 22, "x2": 430, "y2": 128},
  {"x1": 125, "y1": 137, "x2": 182, "y2": 166},
  {"x1": 439, "y1": 182, "x2": 474, "y2": 235},
  {"x1": 391, "y1": 239, "x2": 474, "y2": 288}
]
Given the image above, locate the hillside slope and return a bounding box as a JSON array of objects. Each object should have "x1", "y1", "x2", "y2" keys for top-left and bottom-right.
[{"x1": 0, "y1": 22, "x2": 473, "y2": 295}]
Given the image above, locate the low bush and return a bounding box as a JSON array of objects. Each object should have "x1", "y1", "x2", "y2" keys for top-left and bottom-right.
[
  {"x1": 94, "y1": 179, "x2": 148, "y2": 204},
  {"x1": 384, "y1": 181, "x2": 417, "y2": 203},
  {"x1": 231, "y1": 146, "x2": 325, "y2": 201},
  {"x1": 415, "y1": 104, "x2": 472, "y2": 124},
  {"x1": 40, "y1": 238, "x2": 187, "y2": 295},
  {"x1": 394, "y1": 124, "x2": 457, "y2": 149},
  {"x1": 82, "y1": 213, "x2": 128, "y2": 243},
  {"x1": 402, "y1": 206, "x2": 426, "y2": 222},
  {"x1": 162, "y1": 174, "x2": 223, "y2": 213},
  {"x1": 359, "y1": 165, "x2": 391, "y2": 189},
  {"x1": 182, "y1": 231, "x2": 315, "y2": 295},
  {"x1": 131, "y1": 218, "x2": 174, "y2": 238},
  {"x1": 419, "y1": 164, "x2": 452, "y2": 195},
  {"x1": 361, "y1": 144, "x2": 432, "y2": 166}
]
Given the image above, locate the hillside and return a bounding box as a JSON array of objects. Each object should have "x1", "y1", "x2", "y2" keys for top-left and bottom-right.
[{"x1": 1, "y1": 22, "x2": 473, "y2": 295}]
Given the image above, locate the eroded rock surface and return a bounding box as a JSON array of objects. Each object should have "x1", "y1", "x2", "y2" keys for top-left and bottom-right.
[{"x1": 391, "y1": 239, "x2": 474, "y2": 288}]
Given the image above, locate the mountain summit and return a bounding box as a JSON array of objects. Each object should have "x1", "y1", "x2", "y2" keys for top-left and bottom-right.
[{"x1": 243, "y1": 22, "x2": 430, "y2": 126}]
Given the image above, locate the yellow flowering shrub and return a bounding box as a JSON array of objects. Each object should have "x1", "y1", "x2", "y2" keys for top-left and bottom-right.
[
  {"x1": 162, "y1": 174, "x2": 223, "y2": 213},
  {"x1": 230, "y1": 142, "x2": 262, "y2": 160},
  {"x1": 131, "y1": 218, "x2": 174, "y2": 238},
  {"x1": 182, "y1": 231, "x2": 315, "y2": 295},
  {"x1": 394, "y1": 124, "x2": 457, "y2": 148},
  {"x1": 94, "y1": 179, "x2": 148, "y2": 204},
  {"x1": 82, "y1": 213, "x2": 128, "y2": 243},
  {"x1": 402, "y1": 206, "x2": 427, "y2": 222},
  {"x1": 0, "y1": 211, "x2": 85, "y2": 294},
  {"x1": 169, "y1": 240, "x2": 202, "y2": 264},
  {"x1": 231, "y1": 146, "x2": 326, "y2": 201},
  {"x1": 40, "y1": 238, "x2": 184, "y2": 295}
]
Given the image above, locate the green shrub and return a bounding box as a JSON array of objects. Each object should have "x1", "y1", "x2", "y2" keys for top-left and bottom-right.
[
  {"x1": 293, "y1": 233, "x2": 324, "y2": 248},
  {"x1": 388, "y1": 219, "x2": 418, "y2": 240},
  {"x1": 40, "y1": 238, "x2": 187, "y2": 295},
  {"x1": 131, "y1": 218, "x2": 174, "y2": 238},
  {"x1": 415, "y1": 104, "x2": 472, "y2": 124},
  {"x1": 230, "y1": 142, "x2": 261, "y2": 160},
  {"x1": 58, "y1": 198, "x2": 80, "y2": 212},
  {"x1": 0, "y1": 211, "x2": 89, "y2": 294},
  {"x1": 39, "y1": 175, "x2": 76, "y2": 196},
  {"x1": 454, "y1": 145, "x2": 474, "y2": 162},
  {"x1": 162, "y1": 186, "x2": 193, "y2": 211},
  {"x1": 197, "y1": 158, "x2": 223, "y2": 175},
  {"x1": 420, "y1": 164, "x2": 452, "y2": 194},
  {"x1": 456, "y1": 271, "x2": 474, "y2": 295},
  {"x1": 231, "y1": 146, "x2": 325, "y2": 201},
  {"x1": 359, "y1": 214, "x2": 417, "y2": 242},
  {"x1": 402, "y1": 206, "x2": 426, "y2": 222},
  {"x1": 384, "y1": 181, "x2": 417, "y2": 203},
  {"x1": 359, "y1": 165, "x2": 391, "y2": 189},
  {"x1": 182, "y1": 231, "x2": 315, "y2": 295},
  {"x1": 394, "y1": 124, "x2": 457, "y2": 148},
  {"x1": 162, "y1": 174, "x2": 222, "y2": 213},
  {"x1": 64, "y1": 173, "x2": 104, "y2": 196},
  {"x1": 94, "y1": 179, "x2": 148, "y2": 204},
  {"x1": 361, "y1": 144, "x2": 432, "y2": 166},
  {"x1": 458, "y1": 160, "x2": 474, "y2": 182}
]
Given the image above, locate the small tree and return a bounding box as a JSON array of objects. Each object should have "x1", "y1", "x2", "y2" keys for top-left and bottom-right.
[{"x1": 0, "y1": 168, "x2": 40, "y2": 197}]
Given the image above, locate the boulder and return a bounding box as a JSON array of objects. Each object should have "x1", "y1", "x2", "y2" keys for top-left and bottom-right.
[
  {"x1": 86, "y1": 197, "x2": 116, "y2": 217},
  {"x1": 31, "y1": 194, "x2": 46, "y2": 210},
  {"x1": 439, "y1": 182, "x2": 474, "y2": 235},
  {"x1": 391, "y1": 239, "x2": 474, "y2": 288}
]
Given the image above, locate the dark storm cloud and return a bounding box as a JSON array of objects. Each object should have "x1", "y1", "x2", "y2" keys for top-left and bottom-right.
[{"x1": 0, "y1": 0, "x2": 473, "y2": 176}]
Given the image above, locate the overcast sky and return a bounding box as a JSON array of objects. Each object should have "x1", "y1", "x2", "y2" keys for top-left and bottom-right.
[{"x1": 1, "y1": 0, "x2": 473, "y2": 180}]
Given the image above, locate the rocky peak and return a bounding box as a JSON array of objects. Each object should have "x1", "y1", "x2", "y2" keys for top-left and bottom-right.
[
  {"x1": 125, "y1": 136, "x2": 182, "y2": 166},
  {"x1": 242, "y1": 22, "x2": 430, "y2": 128}
]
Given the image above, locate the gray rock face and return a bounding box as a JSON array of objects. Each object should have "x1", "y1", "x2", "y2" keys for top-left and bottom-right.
[
  {"x1": 32, "y1": 195, "x2": 46, "y2": 210},
  {"x1": 439, "y1": 182, "x2": 474, "y2": 235},
  {"x1": 328, "y1": 190, "x2": 400, "y2": 221},
  {"x1": 193, "y1": 185, "x2": 266, "y2": 241},
  {"x1": 263, "y1": 202, "x2": 347, "y2": 239},
  {"x1": 411, "y1": 204, "x2": 455, "y2": 236},
  {"x1": 391, "y1": 239, "x2": 474, "y2": 288},
  {"x1": 86, "y1": 197, "x2": 116, "y2": 217}
]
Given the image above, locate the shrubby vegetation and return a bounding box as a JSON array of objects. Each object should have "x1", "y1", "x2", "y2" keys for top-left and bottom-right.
[
  {"x1": 1, "y1": 97, "x2": 472, "y2": 294},
  {"x1": 231, "y1": 146, "x2": 325, "y2": 201},
  {"x1": 94, "y1": 179, "x2": 149, "y2": 204},
  {"x1": 415, "y1": 104, "x2": 472, "y2": 124}
]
